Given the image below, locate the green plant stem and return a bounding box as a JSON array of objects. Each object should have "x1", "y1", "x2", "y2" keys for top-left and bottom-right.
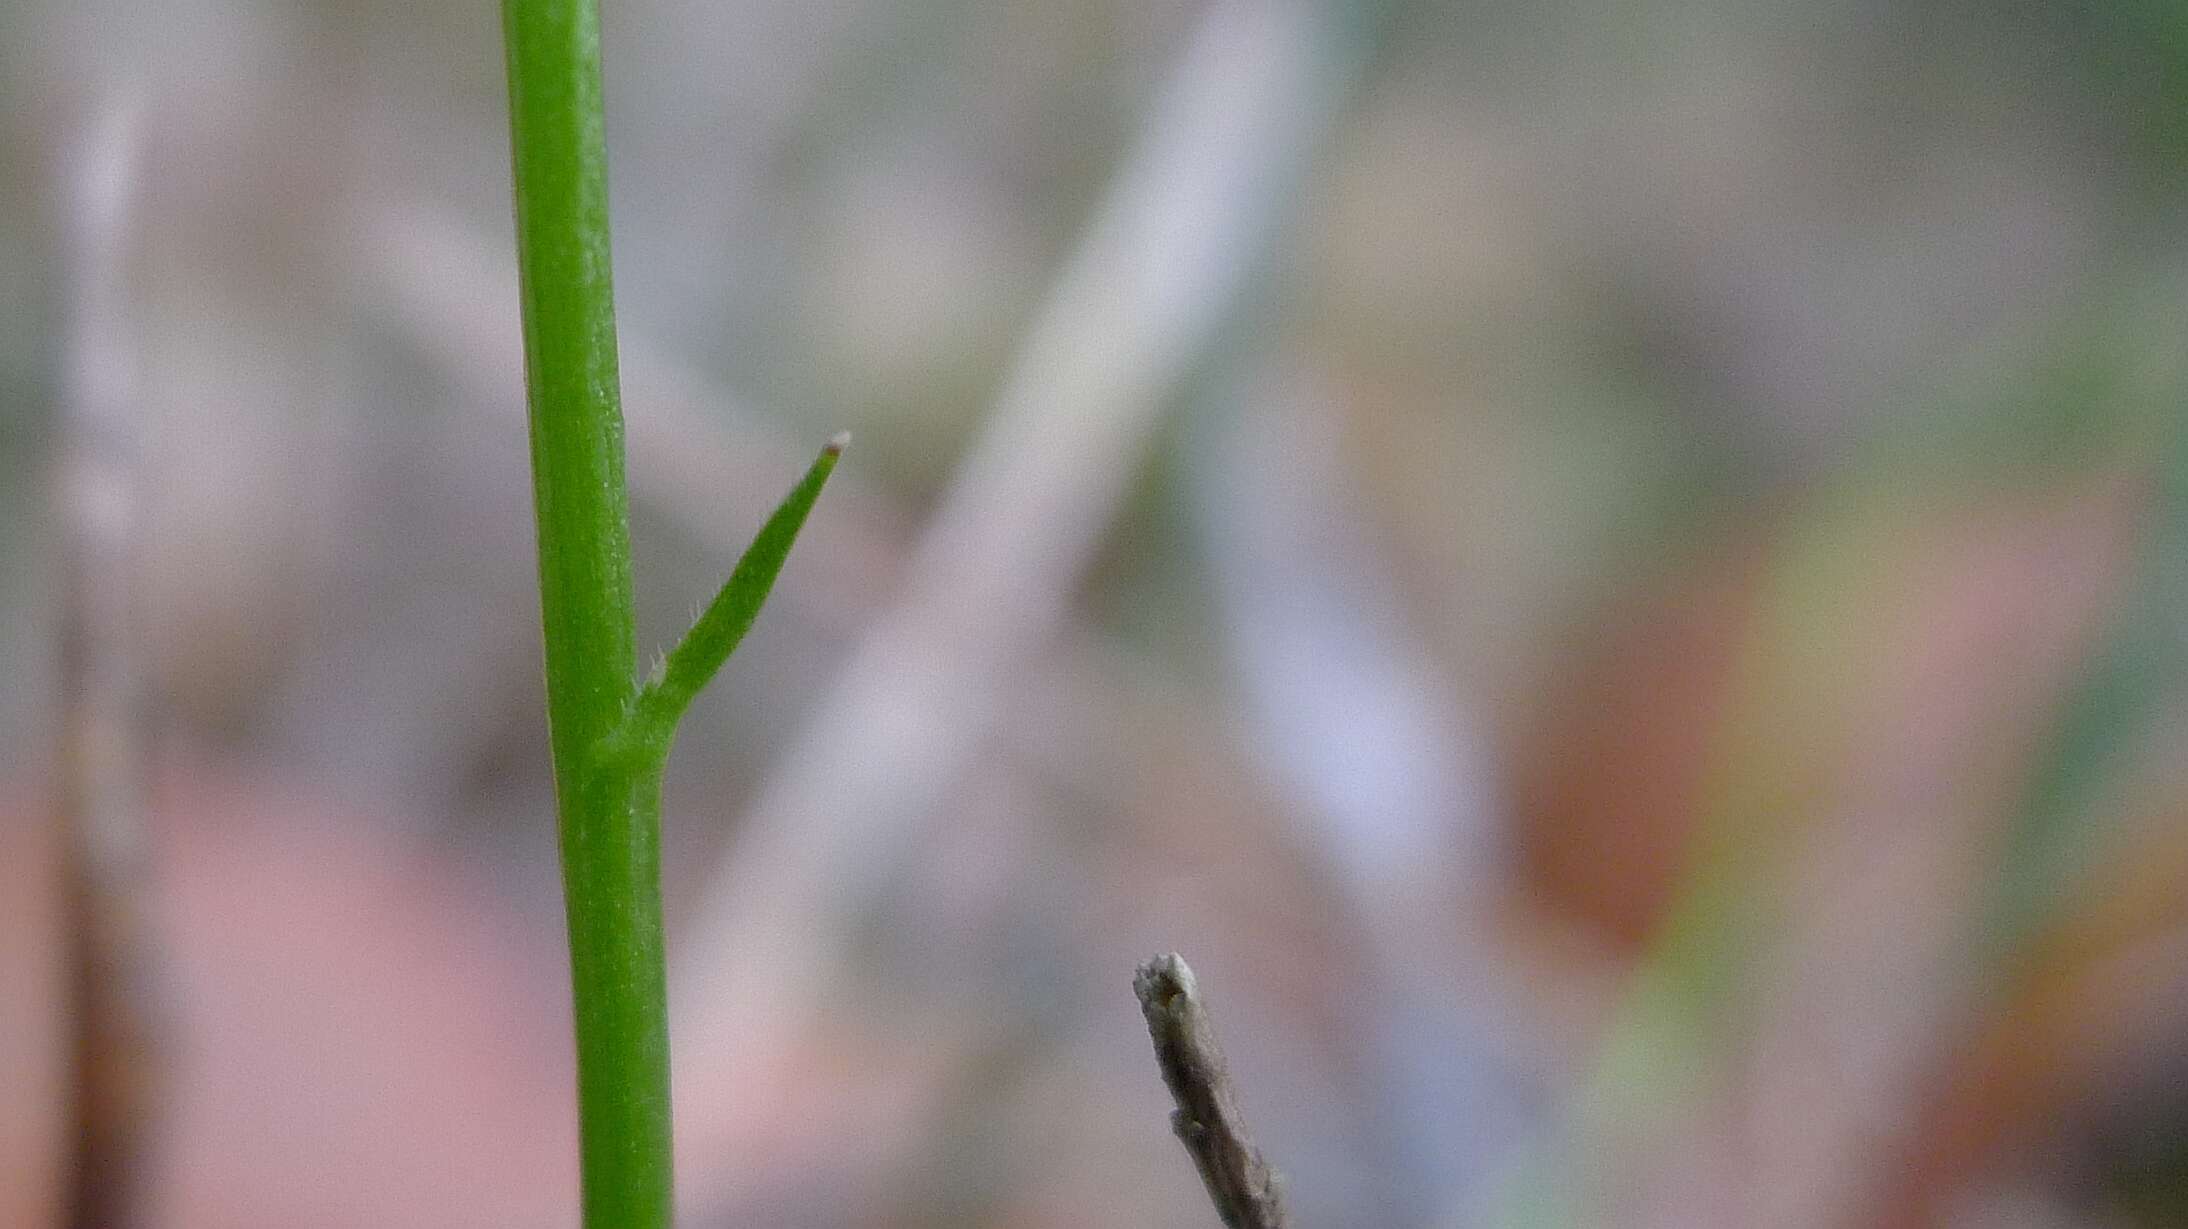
[{"x1": 500, "y1": 0, "x2": 669, "y2": 1224}]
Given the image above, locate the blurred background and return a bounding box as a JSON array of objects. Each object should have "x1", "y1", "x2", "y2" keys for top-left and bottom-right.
[{"x1": 5, "y1": 0, "x2": 2188, "y2": 1225}]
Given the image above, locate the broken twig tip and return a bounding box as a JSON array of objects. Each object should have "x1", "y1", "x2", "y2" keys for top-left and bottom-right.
[
  {"x1": 1134, "y1": 952, "x2": 1193, "y2": 1011},
  {"x1": 1131, "y1": 952, "x2": 1290, "y2": 1229}
]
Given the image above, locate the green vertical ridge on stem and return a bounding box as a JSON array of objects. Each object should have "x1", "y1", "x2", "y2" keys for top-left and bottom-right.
[{"x1": 499, "y1": 0, "x2": 672, "y2": 1224}]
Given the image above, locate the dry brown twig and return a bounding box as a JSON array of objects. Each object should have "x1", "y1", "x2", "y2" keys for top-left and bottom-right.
[
  {"x1": 1133, "y1": 954, "x2": 1291, "y2": 1229},
  {"x1": 55, "y1": 99, "x2": 158, "y2": 1229}
]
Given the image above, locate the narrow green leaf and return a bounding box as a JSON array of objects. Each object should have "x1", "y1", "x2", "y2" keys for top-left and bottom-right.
[{"x1": 626, "y1": 433, "x2": 847, "y2": 750}]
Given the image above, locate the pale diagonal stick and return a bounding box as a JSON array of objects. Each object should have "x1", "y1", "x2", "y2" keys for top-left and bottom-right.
[
  {"x1": 1134, "y1": 954, "x2": 1291, "y2": 1229},
  {"x1": 668, "y1": 5, "x2": 1376, "y2": 1200}
]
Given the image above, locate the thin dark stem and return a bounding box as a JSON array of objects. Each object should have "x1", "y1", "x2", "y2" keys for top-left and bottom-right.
[
  {"x1": 1133, "y1": 954, "x2": 1292, "y2": 1229},
  {"x1": 56, "y1": 101, "x2": 157, "y2": 1229}
]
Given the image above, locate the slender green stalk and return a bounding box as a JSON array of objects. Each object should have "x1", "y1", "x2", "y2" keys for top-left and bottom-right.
[
  {"x1": 500, "y1": 6, "x2": 842, "y2": 1222},
  {"x1": 500, "y1": 0, "x2": 667, "y2": 1223}
]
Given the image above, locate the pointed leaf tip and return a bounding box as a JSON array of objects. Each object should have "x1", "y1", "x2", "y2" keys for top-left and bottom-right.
[{"x1": 624, "y1": 432, "x2": 847, "y2": 750}]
